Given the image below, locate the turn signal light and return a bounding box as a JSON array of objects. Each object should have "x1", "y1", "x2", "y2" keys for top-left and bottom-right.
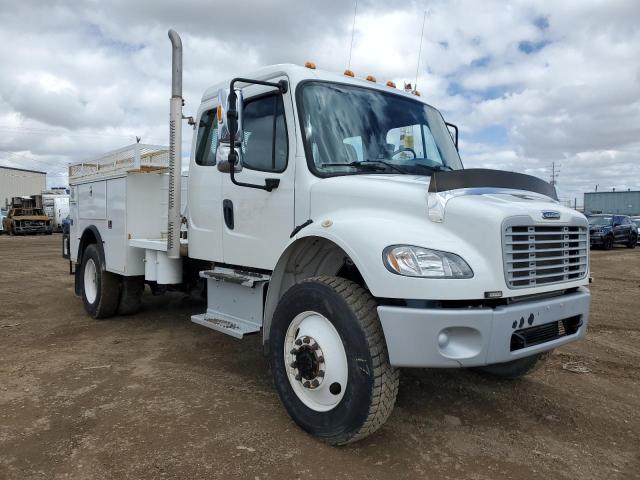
[
  {"x1": 344, "y1": 69, "x2": 355, "y2": 77},
  {"x1": 366, "y1": 75, "x2": 376, "y2": 82},
  {"x1": 305, "y1": 61, "x2": 316, "y2": 69},
  {"x1": 216, "y1": 105, "x2": 223, "y2": 123},
  {"x1": 386, "y1": 80, "x2": 396, "y2": 88}
]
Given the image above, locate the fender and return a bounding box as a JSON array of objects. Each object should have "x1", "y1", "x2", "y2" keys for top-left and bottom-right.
[
  {"x1": 262, "y1": 231, "x2": 360, "y2": 348},
  {"x1": 74, "y1": 225, "x2": 107, "y2": 295}
]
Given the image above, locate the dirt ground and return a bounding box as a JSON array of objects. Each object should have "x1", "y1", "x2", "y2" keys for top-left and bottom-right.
[{"x1": 0, "y1": 235, "x2": 638, "y2": 479}]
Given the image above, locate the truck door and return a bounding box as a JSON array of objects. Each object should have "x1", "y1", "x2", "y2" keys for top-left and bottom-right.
[
  {"x1": 220, "y1": 78, "x2": 295, "y2": 270},
  {"x1": 187, "y1": 104, "x2": 224, "y2": 262},
  {"x1": 612, "y1": 216, "x2": 624, "y2": 243}
]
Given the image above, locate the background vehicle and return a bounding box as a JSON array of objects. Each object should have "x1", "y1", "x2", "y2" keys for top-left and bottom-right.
[
  {"x1": 3, "y1": 197, "x2": 52, "y2": 235},
  {"x1": 631, "y1": 217, "x2": 640, "y2": 244},
  {"x1": 64, "y1": 30, "x2": 591, "y2": 445},
  {"x1": 0, "y1": 208, "x2": 6, "y2": 233},
  {"x1": 588, "y1": 214, "x2": 637, "y2": 249},
  {"x1": 42, "y1": 194, "x2": 70, "y2": 232}
]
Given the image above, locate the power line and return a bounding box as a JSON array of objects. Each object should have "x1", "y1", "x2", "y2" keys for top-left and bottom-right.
[{"x1": 0, "y1": 125, "x2": 165, "y2": 143}]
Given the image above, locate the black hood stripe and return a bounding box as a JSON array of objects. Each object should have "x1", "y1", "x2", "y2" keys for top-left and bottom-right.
[{"x1": 428, "y1": 168, "x2": 558, "y2": 201}]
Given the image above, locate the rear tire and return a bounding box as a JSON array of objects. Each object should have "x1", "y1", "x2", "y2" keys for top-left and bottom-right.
[
  {"x1": 475, "y1": 351, "x2": 551, "y2": 380},
  {"x1": 269, "y1": 276, "x2": 399, "y2": 445},
  {"x1": 627, "y1": 234, "x2": 637, "y2": 248},
  {"x1": 80, "y1": 244, "x2": 120, "y2": 319}
]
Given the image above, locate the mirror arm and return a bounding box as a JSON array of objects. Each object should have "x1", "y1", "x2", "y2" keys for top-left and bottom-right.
[
  {"x1": 446, "y1": 121, "x2": 459, "y2": 150},
  {"x1": 226, "y1": 77, "x2": 288, "y2": 192}
]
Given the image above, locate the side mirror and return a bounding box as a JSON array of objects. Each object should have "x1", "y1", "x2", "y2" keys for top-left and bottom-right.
[
  {"x1": 215, "y1": 87, "x2": 243, "y2": 173},
  {"x1": 223, "y1": 77, "x2": 288, "y2": 192}
]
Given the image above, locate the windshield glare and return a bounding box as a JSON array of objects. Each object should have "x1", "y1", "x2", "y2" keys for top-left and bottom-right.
[
  {"x1": 588, "y1": 216, "x2": 612, "y2": 226},
  {"x1": 299, "y1": 82, "x2": 463, "y2": 176}
]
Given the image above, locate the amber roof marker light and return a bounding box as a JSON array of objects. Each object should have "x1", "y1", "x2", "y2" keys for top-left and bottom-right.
[
  {"x1": 344, "y1": 69, "x2": 355, "y2": 77},
  {"x1": 386, "y1": 81, "x2": 396, "y2": 88},
  {"x1": 366, "y1": 75, "x2": 376, "y2": 82},
  {"x1": 304, "y1": 61, "x2": 316, "y2": 69}
]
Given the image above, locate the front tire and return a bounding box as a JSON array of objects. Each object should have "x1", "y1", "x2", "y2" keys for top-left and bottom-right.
[
  {"x1": 269, "y1": 276, "x2": 399, "y2": 445},
  {"x1": 80, "y1": 244, "x2": 121, "y2": 319},
  {"x1": 475, "y1": 351, "x2": 551, "y2": 380},
  {"x1": 627, "y1": 233, "x2": 637, "y2": 248},
  {"x1": 602, "y1": 235, "x2": 614, "y2": 250}
]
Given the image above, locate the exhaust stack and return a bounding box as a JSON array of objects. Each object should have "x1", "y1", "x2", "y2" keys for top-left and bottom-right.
[{"x1": 167, "y1": 29, "x2": 182, "y2": 259}]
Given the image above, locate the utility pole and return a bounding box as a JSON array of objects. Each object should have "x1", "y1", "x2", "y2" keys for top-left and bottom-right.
[{"x1": 550, "y1": 161, "x2": 560, "y2": 186}]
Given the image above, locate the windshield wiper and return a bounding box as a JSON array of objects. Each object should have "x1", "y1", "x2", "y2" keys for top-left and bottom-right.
[
  {"x1": 321, "y1": 160, "x2": 408, "y2": 174},
  {"x1": 412, "y1": 162, "x2": 453, "y2": 173}
]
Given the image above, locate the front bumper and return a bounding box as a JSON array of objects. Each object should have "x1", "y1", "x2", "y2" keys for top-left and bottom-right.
[{"x1": 378, "y1": 287, "x2": 590, "y2": 368}]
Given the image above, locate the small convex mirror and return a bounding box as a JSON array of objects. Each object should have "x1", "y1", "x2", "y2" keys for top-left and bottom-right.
[{"x1": 216, "y1": 87, "x2": 243, "y2": 172}]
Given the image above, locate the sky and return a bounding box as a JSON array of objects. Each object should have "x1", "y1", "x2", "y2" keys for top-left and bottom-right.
[{"x1": 0, "y1": 0, "x2": 638, "y2": 205}]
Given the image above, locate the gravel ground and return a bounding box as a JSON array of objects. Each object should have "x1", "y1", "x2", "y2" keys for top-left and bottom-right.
[{"x1": 0, "y1": 235, "x2": 639, "y2": 479}]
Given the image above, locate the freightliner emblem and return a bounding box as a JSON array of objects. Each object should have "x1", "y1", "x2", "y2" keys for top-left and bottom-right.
[{"x1": 542, "y1": 210, "x2": 561, "y2": 219}]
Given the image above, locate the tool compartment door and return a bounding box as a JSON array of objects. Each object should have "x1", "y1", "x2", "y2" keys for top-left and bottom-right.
[{"x1": 78, "y1": 181, "x2": 106, "y2": 220}]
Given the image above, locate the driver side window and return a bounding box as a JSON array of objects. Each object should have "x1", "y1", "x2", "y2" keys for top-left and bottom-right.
[{"x1": 241, "y1": 93, "x2": 288, "y2": 172}]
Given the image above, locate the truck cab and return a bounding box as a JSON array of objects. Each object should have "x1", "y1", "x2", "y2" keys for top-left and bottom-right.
[{"x1": 67, "y1": 31, "x2": 591, "y2": 445}]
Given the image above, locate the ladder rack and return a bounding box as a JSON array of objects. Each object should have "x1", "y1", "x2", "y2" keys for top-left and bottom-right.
[{"x1": 68, "y1": 143, "x2": 169, "y2": 184}]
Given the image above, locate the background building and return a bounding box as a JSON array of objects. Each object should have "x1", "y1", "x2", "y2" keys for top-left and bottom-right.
[
  {"x1": 0, "y1": 166, "x2": 47, "y2": 207},
  {"x1": 584, "y1": 190, "x2": 640, "y2": 216}
]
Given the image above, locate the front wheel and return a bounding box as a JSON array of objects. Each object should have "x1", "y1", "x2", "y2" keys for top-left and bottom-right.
[
  {"x1": 627, "y1": 234, "x2": 637, "y2": 248},
  {"x1": 475, "y1": 351, "x2": 552, "y2": 379},
  {"x1": 81, "y1": 244, "x2": 121, "y2": 319},
  {"x1": 602, "y1": 235, "x2": 614, "y2": 250},
  {"x1": 269, "y1": 276, "x2": 399, "y2": 445}
]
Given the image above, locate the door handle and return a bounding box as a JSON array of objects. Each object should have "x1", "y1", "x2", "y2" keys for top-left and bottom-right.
[{"x1": 223, "y1": 199, "x2": 234, "y2": 230}]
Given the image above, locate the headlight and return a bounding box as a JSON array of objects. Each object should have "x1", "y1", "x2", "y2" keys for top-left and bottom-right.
[{"x1": 383, "y1": 245, "x2": 473, "y2": 278}]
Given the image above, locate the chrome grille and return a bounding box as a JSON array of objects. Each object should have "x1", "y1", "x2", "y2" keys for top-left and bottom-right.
[{"x1": 503, "y1": 223, "x2": 588, "y2": 289}]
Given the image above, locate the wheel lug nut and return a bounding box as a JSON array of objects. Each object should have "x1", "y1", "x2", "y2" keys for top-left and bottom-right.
[
  {"x1": 290, "y1": 361, "x2": 297, "y2": 368},
  {"x1": 290, "y1": 348, "x2": 298, "y2": 355},
  {"x1": 318, "y1": 370, "x2": 325, "y2": 377},
  {"x1": 317, "y1": 356, "x2": 325, "y2": 363},
  {"x1": 295, "y1": 339, "x2": 302, "y2": 346},
  {"x1": 295, "y1": 374, "x2": 301, "y2": 381},
  {"x1": 310, "y1": 344, "x2": 319, "y2": 351},
  {"x1": 303, "y1": 381, "x2": 311, "y2": 388},
  {"x1": 311, "y1": 379, "x2": 319, "y2": 388},
  {"x1": 303, "y1": 337, "x2": 310, "y2": 344}
]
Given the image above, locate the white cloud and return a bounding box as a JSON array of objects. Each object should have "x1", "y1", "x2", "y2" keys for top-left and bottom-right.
[{"x1": 0, "y1": 0, "x2": 638, "y2": 204}]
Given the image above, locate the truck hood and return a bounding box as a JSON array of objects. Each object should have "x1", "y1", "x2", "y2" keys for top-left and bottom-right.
[
  {"x1": 309, "y1": 173, "x2": 569, "y2": 222},
  {"x1": 307, "y1": 173, "x2": 588, "y2": 300}
]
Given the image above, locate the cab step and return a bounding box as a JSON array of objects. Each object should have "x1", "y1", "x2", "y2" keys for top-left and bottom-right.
[
  {"x1": 191, "y1": 266, "x2": 270, "y2": 339},
  {"x1": 191, "y1": 314, "x2": 260, "y2": 339}
]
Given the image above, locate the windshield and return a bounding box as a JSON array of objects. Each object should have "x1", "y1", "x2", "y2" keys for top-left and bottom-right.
[
  {"x1": 298, "y1": 81, "x2": 463, "y2": 176},
  {"x1": 15, "y1": 209, "x2": 44, "y2": 216},
  {"x1": 588, "y1": 216, "x2": 612, "y2": 226}
]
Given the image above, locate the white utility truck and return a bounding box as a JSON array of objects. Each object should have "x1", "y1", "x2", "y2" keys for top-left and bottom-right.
[
  {"x1": 42, "y1": 193, "x2": 70, "y2": 232},
  {"x1": 64, "y1": 30, "x2": 591, "y2": 445}
]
